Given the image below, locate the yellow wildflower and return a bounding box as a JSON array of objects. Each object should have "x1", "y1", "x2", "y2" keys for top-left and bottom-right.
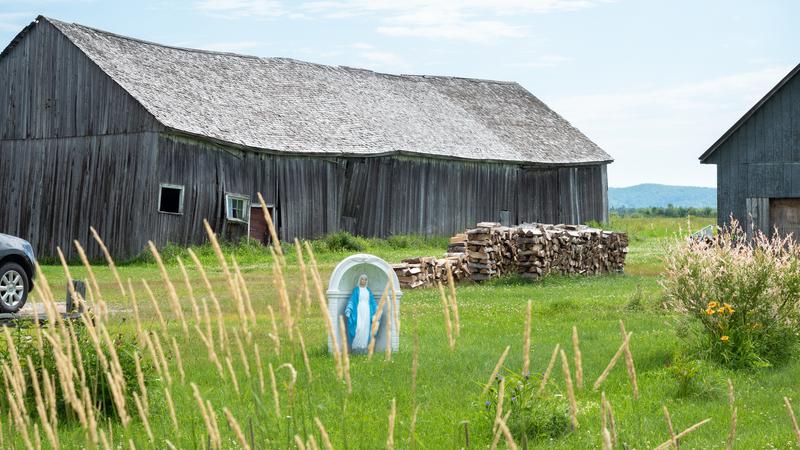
[
  {"x1": 708, "y1": 301, "x2": 719, "y2": 308},
  {"x1": 724, "y1": 303, "x2": 735, "y2": 314},
  {"x1": 721, "y1": 335, "x2": 729, "y2": 343}
]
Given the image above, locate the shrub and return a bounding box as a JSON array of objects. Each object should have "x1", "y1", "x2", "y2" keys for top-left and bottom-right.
[
  {"x1": 384, "y1": 235, "x2": 449, "y2": 250},
  {"x1": 317, "y1": 232, "x2": 367, "y2": 252},
  {"x1": 661, "y1": 221, "x2": 800, "y2": 368},
  {"x1": 129, "y1": 237, "x2": 269, "y2": 265},
  {"x1": 625, "y1": 284, "x2": 645, "y2": 311},
  {"x1": 0, "y1": 320, "x2": 153, "y2": 421},
  {"x1": 483, "y1": 370, "x2": 570, "y2": 442},
  {"x1": 665, "y1": 352, "x2": 722, "y2": 399}
]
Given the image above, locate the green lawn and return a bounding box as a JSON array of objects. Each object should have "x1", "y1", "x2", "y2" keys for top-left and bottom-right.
[{"x1": 20, "y1": 215, "x2": 800, "y2": 448}]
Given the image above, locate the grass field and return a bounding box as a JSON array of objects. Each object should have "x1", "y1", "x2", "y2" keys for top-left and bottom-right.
[{"x1": 19, "y1": 214, "x2": 800, "y2": 448}]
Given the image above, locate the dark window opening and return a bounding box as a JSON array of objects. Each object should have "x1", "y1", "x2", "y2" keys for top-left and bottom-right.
[{"x1": 159, "y1": 184, "x2": 184, "y2": 214}]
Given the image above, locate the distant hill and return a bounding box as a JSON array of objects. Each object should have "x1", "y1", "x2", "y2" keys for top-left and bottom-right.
[{"x1": 608, "y1": 184, "x2": 716, "y2": 209}]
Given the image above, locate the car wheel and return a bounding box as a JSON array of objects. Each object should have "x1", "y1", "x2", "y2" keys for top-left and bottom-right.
[{"x1": 0, "y1": 262, "x2": 29, "y2": 313}]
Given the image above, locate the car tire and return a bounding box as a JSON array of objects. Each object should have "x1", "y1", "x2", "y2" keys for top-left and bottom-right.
[{"x1": 0, "y1": 262, "x2": 29, "y2": 313}]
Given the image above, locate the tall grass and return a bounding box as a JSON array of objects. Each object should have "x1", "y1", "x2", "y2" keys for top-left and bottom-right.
[{"x1": 13, "y1": 214, "x2": 800, "y2": 448}]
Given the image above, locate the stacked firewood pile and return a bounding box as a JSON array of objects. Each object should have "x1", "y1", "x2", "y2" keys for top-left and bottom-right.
[
  {"x1": 463, "y1": 222, "x2": 518, "y2": 281},
  {"x1": 392, "y1": 254, "x2": 469, "y2": 289},
  {"x1": 515, "y1": 224, "x2": 628, "y2": 280},
  {"x1": 392, "y1": 222, "x2": 627, "y2": 288}
]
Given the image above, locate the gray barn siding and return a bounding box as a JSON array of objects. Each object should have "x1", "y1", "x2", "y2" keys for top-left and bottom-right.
[
  {"x1": 1, "y1": 130, "x2": 608, "y2": 260},
  {"x1": 154, "y1": 135, "x2": 608, "y2": 244},
  {"x1": 0, "y1": 20, "x2": 159, "y2": 140},
  {"x1": 708, "y1": 70, "x2": 800, "y2": 232},
  {"x1": 0, "y1": 133, "x2": 158, "y2": 259},
  {"x1": 0, "y1": 19, "x2": 162, "y2": 258}
]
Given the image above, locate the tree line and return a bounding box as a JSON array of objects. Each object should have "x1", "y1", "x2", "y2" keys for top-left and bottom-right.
[{"x1": 611, "y1": 205, "x2": 716, "y2": 218}]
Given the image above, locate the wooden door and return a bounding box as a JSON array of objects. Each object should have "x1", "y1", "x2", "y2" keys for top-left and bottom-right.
[
  {"x1": 769, "y1": 198, "x2": 800, "y2": 238},
  {"x1": 249, "y1": 206, "x2": 267, "y2": 244}
]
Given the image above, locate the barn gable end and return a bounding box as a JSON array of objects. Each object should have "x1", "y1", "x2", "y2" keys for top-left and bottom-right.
[
  {"x1": 701, "y1": 63, "x2": 800, "y2": 234},
  {"x1": 0, "y1": 17, "x2": 161, "y2": 140}
]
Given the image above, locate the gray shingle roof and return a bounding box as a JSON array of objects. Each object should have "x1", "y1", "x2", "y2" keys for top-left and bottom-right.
[{"x1": 41, "y1": 16, "x2": 611, "y2": 165}]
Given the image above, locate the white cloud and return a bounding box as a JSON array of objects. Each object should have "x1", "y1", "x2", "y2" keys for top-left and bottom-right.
[
  {"x1": 300, "y1": 0, "x2": 605, "y2": 42},
  {"x1": 194, "y1": 0, "x2": 284, "y2": 19},
  {"x1": 302, "y1": 0, "x2": 604, "y2": 16},
  {"x1": 377, "y1": 19, "x2": 525, "y2": 42},
  {"x1": 189, "y1": 0, "x2": 606, "y2": 39},
  {"x1": 506, "y1": 55, "x2": 572, "y2": 68},
  {"x1": 550, "y1": 66, "x2": 791, "y2": 187}
]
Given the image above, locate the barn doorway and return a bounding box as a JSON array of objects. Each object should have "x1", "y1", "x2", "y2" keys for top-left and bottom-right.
[
  {"x1": 249, "y1": 204, "x2": 279, "y2": 244},
  {"x1": 769, "y1": 198, "x2": 800, "y2": 238}
]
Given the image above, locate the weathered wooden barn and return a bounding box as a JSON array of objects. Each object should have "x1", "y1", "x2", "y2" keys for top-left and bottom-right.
[
  {"x1": 0, "y1": 16, "x2": 612, "y2": 260},
  {"x1": 700, "y1": 62, "x2": 800, "y2": 236}
]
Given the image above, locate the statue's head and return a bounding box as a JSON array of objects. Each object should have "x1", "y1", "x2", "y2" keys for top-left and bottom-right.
[{"x1": 358, "y1": 274, "x2": 368, "y2": 288}]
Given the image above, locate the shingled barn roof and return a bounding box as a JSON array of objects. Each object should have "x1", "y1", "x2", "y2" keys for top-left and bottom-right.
[{"x1": 7, "y1": 16, "x2": 613, "y2": 165}]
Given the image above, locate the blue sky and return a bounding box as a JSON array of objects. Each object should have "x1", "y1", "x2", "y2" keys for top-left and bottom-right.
[{"x1": 1, "y1": 1, "x2": 797, "y2": 187}]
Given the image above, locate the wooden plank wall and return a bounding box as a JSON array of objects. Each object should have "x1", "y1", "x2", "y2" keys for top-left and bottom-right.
[
  {"x1": 152, "y1": 135, "x2": 609, "y2": 255},
  {"x1": 0, "y1": 133, "x2": 158, "y2": 260},
  {"x1": 709, "y1": 70, "x2": 800, "y2": 232},
  {"x1": 0, "y1": 19, "x2": 161, "y2": 260},
  {"x1": 0, "y1": 20, "x2": 159, "y2": 140},
  {"x1": 1, "y1": 132, "x2": 609, "y2": 261}
]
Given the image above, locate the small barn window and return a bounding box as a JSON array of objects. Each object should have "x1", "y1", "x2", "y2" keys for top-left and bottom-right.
[
  {"x1": 226, "y1": 193, "x2": 250, "y2": 223},
  {"x1": 158, "y1": 184, "x2": 184, "y2": 215}
]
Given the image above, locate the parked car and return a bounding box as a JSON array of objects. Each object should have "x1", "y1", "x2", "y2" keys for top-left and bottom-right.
[{"x1": 0, "y1": 234, "x2": 36, "y2": 313}]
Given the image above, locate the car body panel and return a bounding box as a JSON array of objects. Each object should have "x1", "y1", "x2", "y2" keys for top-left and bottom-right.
[{"x1": 0, "y1": 233, "x2": 37, "y2": 288}]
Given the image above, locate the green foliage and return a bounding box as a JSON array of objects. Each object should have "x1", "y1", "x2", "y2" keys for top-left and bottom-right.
[
  {"x1": 127, "y1": 237, "x2": 270, "y2": 266},
  {"x1": 625, "y1": 284, "x2": 645, "y2": 311},
  {"x1": 122, "y1": 233, "x2": 450, "y2": 267},
  {"x1": 312, "y1": 232, "x2": 449, "y2": 253},
  {"x1": 662, "y1": 222, "x2": 800, "y2": 368},
  {"x1": 584, "y1": 220, "x2": 603, "y2": 229},
  {"x1": 31, "y1": 216, "x2": 800, "y2": 448},
  {"x1": 383, "y1": 234, "x2": 450, "y2": 250},
  {"x1": 664, "y1": 352, "x2": 722, "y2": 399},
  {"x1": 611, "y1": 205, "x2": 716, "y2": 218},
  {"x1": 314, "y1": 231, "x2": 368, "y2": 252},
  {"x1": 0, "y1": 321, "x2": 152, "y2": 421},
  {"x1": 483, "y1": 370, "x2": 570, "y2": 442}
]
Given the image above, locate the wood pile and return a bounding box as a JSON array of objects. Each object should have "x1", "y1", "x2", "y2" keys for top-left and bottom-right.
[
  {"x1": 392, "y1": 222, "x2": 627, "y2": 288},
  {"x1": 392, "y1": 254, "x2": 469, "y2": 289},
  {"x1": 464, "y1": 222, "x2": 518, "y2": 281},
  {"x1": 515, "y1": 224, "x2": 628, "y2": 280}
]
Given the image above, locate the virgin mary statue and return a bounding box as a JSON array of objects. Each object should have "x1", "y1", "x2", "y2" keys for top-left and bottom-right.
[{"x1": 344, "y1": 274, "x2": 378, "y2": 352}]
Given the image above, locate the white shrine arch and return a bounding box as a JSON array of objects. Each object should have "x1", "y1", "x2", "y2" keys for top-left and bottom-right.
[{"x1": 326, "y1": 254, "x2": 402, "y2": 354}]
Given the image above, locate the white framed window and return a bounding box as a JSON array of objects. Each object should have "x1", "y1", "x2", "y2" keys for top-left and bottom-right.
[
  {"x1": 226, "y1": 193, "x2": 250, "y2": 223},
  {"x1": 158, "y1": 184, "x2": 184, "y2": 215}
]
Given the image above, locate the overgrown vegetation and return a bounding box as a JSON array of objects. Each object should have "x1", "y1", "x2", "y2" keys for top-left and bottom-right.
[
  {"x1": 662, "y1": 222, "x2": 800, "y2": 368},
  {"x1": 483, "y1": 370, "x2": 571, "y2": 442},
  {"x1": 0, "y1": 318, "x2": 152, "y2": 423},
  {"x1": 126, "y1": 232, "x2": 450, "y2": 267},
  {"x1": 663, "y1": 353, "x2": 723, "y2": 399},
  {"x1": 19, "y1": 216, "x2": 800, "y2": 448}
]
